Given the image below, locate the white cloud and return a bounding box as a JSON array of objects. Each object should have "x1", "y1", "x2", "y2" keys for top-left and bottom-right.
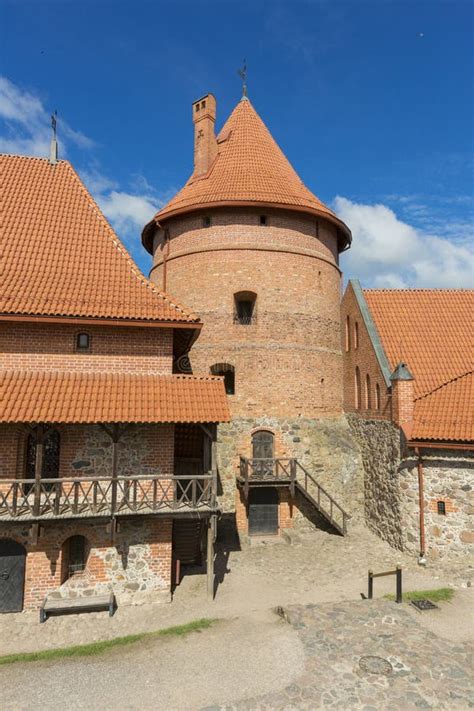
[
  {"x1": 0, "y1": 76, "x2": 160, "y2": 252},
  {"x1": 97, "y1": 190, "x2": 158, "y2": 238},
  {"x1": 0, "y1": 75, "x2": 94, "y2": 157},
  {"x1": 336, "y1": 196, "x2": 474, "y2": 288}
]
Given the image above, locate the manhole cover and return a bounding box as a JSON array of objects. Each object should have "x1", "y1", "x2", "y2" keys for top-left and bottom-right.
[
  {"x1": 359, "y1": 656, "x2": 393, "y2": 675},
  {"x1": 411, "y1": 599, "x2": 438, "y2": 612}
]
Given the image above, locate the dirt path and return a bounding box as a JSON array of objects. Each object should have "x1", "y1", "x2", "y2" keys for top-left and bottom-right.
[{"x1": 1, "y1": 523, "x2": 472, "y2": 656}]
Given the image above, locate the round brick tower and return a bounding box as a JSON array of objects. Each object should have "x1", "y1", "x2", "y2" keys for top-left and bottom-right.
[{"x1": 143, "y1": 94, "x2": 362, "y2": 527}]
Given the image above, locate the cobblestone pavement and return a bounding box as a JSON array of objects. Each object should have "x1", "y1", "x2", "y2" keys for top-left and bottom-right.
[{"x1": 213, "y1": 600, "x2": 474, "y2": 710}]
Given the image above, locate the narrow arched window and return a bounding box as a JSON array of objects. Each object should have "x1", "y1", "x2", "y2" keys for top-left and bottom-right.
[
  {"x1": 26, "y1": 429, "x2": 60, "y2": 480},
  {"x1": 234, "y1": 291, "x2": 256, "y2": 325},
  {"x1": 345, "y1": 316, "x2": 351, "y2": 351},
  {"x1": 355, "y1": 367, "x2": 361, "y2": 410},
  {"x1": 375, "y1": 383, "x2": 381, "y2": 411},
  {"x1": 365, "y1": 374, "x2": 371, "y2": 410},
  {"x1": 76, "y1": 332, "x2": 90, "y2": 351},
  {"x1": 252, "y1": 430, "x2": 274, "y2": 459},
  {"x1": 354, "y1": 321, "x2": 359, "y2": 349},
  {"x1": 62, "y1": 535, "x2": 88, "y2": 581},
  {"x1": 211, "y1": 363, "x2": 235, "y2": 395}
]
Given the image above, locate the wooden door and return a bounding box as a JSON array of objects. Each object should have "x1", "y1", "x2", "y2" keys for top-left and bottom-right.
[
  {"x1": 0, "y1": 540, "x2": 26, "y2": 613},
  {"x1": 252, "y1": 431, "x2": 274, "y2": 478},
  {"x1": 248, "y1": 487, "x2": 279, "y2": 535}
]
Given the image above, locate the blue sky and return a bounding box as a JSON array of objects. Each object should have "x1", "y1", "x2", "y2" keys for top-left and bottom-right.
[{"x1": 1, "y1": 0, "x2": 473, "y2": 287}]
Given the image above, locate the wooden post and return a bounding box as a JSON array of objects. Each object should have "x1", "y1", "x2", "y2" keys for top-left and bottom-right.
[
  {"x1": 368, "y1": 570, "x2": 373, "y2": 600},
  {"x1": 33, "y1": 425, "x2": 44, "y2": 517},
  {"x1": 207, "y1": 514, "x2": 216, "y2": 599},
  {"x1": 396, "y1": 566, "x2": 402, "y2": 604},
  {"x1": 290, "y1": 459, "x2": 296, "y2": 498}
]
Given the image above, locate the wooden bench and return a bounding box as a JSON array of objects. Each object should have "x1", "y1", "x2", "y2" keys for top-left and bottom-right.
[{"x1": 40, "y1": 592, "x2": 116, "y2": 623}]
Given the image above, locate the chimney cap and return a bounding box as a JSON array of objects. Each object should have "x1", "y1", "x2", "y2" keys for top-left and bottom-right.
[{"x1": 390, "y1": 362, "x2": 414, "y2": 382}]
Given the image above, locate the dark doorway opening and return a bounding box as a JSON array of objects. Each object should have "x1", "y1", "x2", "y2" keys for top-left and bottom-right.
[
  {"x1": 0, "y1": 539, "x2": 26, "y2": 613},
  {"x1": 248, "y1": 487, "x2": 279, "y2": 535}
]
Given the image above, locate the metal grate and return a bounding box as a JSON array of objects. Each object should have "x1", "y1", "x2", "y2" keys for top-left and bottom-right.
[
  {"x1": 359, "y1": 656, "x2": 393, "y2": 676},
  {"x1": 411, "y1": 598, "x2": 438, "y2": 612}
]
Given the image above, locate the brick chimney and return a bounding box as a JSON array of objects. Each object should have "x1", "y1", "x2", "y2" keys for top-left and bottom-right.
[
  {"x1": 390, "y1": 362, "x2": 415, "y2": 431},
  {"x1": 192, "y1": 94, "x2": 217, "y2": 177}
]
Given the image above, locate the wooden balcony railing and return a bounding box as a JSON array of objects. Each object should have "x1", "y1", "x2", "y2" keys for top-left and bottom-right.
[
  {"x1": 239, "y1": 457, "x2": 296, "y2": 489},
  {"x1": 238, "y1": 456, "x2": 350, "y2": 536},
  {"x1": 0, "y1": 473, "x2": 217, "y2": 522}
]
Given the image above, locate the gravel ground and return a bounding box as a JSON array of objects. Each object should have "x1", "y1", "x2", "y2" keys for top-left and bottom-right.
[
  {"x1": 1, "y1": 522, "x2": 472, "y2": 656},
  {"x1": 0, "y1": 611, "x2": 304, "y2": 711},
  {"x1": 0, "y1": 523, "x2": 472, "y2": 710}
]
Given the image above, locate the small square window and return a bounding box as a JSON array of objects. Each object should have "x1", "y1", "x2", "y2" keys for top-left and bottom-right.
[
  {"x1": 202, "y1": 216, "x2": 211, "y2": 228},
  {"x1": 201, "y1": 100, "x2": 206, "y2": 109},
  {"x1": 195, "y1": 104, "x2": 199, "y2": 113},
  {"x1": 76, "y1": 333, "x2": 90, "y2": 351},
  {"x1": 259, "y1": 215, "x2": 267, "y2": 226},
  {"x1": 437, "y1": 501, "x2": 446, "y2": 515}
]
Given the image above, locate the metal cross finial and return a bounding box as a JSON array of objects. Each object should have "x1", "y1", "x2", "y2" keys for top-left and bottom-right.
[
  {"x1": 49, "y1": 110, "x2": 58, "y2": 164},
  {"x1": 237, "y1": 59, "x2": 248, "y2": 99}
]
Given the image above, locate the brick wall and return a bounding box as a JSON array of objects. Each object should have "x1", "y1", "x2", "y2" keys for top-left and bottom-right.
[
  {"x1": 0, "y1": 321, "x2": 173, "y2": 374},
  {"x1": 341, "y1": 283, "x2": 392, "y2": 420},
  {"x1": 391, "y1": 379, "x2": 414, "y2": 427},
  {"x1": 149, "y1": 207, "x2": 343, "y2": 419},
  {"x1": 0, "y1": 518, "x2": 173, "y2": 609},
  {"x1": 0, "y1": 423, "x2": 175, "y2": 480}
]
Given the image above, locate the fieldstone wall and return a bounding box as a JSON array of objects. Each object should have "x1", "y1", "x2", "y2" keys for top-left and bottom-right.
[
  {"x1": 3, "y1": 517, "x2": 172, "y2": 609},
  {"x1": 347, "y1": 415, "x2": 473, "y2": 560},
  {"x1": 347, "y1": 414, "x2": 404, "y2": 550},
  {"x1": 61, "y1": 423, "x2": 173, "y2": 479},
  {"x1": 216, "y1": 416, "x2": 364, "y2": 519},
  {"x1": 400, "y1": 450, "x2": 474, "y2": 559}
]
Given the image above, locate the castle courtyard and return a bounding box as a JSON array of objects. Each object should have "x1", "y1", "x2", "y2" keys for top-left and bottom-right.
[{"x1": 1, "y1": 523, "x2": 472, "y2": 710}]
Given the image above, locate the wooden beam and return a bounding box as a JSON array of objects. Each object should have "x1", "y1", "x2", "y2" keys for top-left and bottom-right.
[
  {"x1": 33, "y1": 425, "x2": 45, "y2": 517},
  {"x1": 206, "y1": 514, "x2": 216, "y2": 599}
]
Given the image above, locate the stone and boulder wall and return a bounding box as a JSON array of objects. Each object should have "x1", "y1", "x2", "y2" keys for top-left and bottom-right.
[
  {"x1": 399, "y1": 449, "x2": 473, "y2": 560},
  {"x1": 347, "y1": 414, "x2": 473, "y2": 560},
  {"x1": 216, "y1": 416, "x2": 365, "y2": 524}
]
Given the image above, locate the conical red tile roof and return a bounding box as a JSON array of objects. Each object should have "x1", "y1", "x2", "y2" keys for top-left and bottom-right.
[{"x1": 144, "y1": 98, "x2": 350, "y2": 250}]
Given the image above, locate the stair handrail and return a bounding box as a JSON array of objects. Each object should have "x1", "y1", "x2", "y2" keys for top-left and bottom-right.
[{"x1": 295, "y1": 461, "x2": 351, "y2": 534}]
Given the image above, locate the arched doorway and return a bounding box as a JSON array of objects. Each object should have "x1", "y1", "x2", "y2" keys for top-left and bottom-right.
[
  {"x1": 0, "y1": 539, "x2": 26, "y2": 613},
  {"x1": 248, "y1": 487, "x2": 279, "y2": 535},
  {"x1": 251, "y1": 430, "x2": 275, "y2": 478}
]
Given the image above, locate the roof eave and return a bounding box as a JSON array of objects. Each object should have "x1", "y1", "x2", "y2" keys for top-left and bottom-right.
[
  {"x1": 143, "y1": 200, "x2": 352, "y2": 254},
  {"x1": 349, "y1": 280, "x2": 392, "y2": 388},
  {"x1": 0, "y1": 313, "x2": 202, "y2": 330}
]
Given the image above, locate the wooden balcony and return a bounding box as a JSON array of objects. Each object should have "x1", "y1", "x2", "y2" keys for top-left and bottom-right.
[
  {"x1": 238, "y1": 457, "x2": 350, "y2": 536},
  {"x1": 0, "y1": 473, "x2": 217, "y2": 522}
]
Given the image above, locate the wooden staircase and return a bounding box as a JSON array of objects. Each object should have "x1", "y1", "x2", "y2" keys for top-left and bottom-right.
[
  {"x1": 172, "y1": 519, "x2": 204, "y2": 565},
  {"x1": 238, "y1": 457, "x2": 350, "y2": 536}
]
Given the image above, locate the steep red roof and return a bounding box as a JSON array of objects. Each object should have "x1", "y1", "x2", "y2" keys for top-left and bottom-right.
[
  {"x1": 1, "y1": 155, "x2": 199, "y2": 324},
  {"x1": 412, "y1": 372, "x2": 473, "y2": 442},
  {"x1": 0, "y1": 371, "x2": 230, "y2": 424},
  {"x1": 145, "y1": 98, "x2": 350, "y2": 249},
  {"x1": 363, "y1": 288, "x2": 473, "y2": 442},
  {"x1": 364, "y1": 290, "x2": 473, "y2": 399}
]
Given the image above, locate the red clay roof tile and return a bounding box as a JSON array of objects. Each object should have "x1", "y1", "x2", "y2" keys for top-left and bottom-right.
[
  {"x1": 0, "y1": 371, "x2": 230, "y2": 424},
  {"x1": 1, "y1": 155, "x2": 199, "y2": 324},
  {"x1": 146, "y1": 99, "x2": 350, "y2": 248},
  {"x1": 363, "y1": 289, "x2": 473, "y2": 442}
]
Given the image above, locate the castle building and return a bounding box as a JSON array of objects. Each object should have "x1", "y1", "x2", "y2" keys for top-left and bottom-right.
[
  {"x1": 142, "y1": 94, "x2": 361, "y2": 538},
  {"x1": 0, "y1": 154, "x2": 229, "y2": 613},
  {"x1": 341, "y1": 280, "x2": 473, "y2": 560}
]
